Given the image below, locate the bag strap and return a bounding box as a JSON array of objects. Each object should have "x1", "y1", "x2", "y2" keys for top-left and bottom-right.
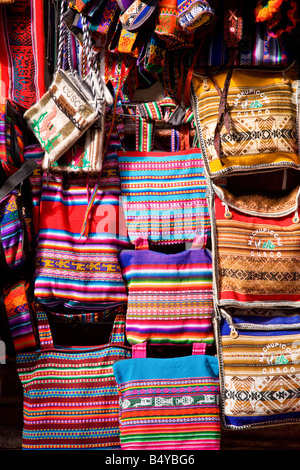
[
  {"x1": 132, "y1": 341, "x2": 207, "y2": 358},
  {"x1": 0, "y1": 158, "x2": 38, "y2": 201},
  {"x1": 134, "y1": 237, "x2": 150, "y2": 250},
  {"x1": 108, "y1": 313, "x2": 127, "y2": 345},
  {"x1": 35, "y1": 305, "x2": 127, "y2": 350}
]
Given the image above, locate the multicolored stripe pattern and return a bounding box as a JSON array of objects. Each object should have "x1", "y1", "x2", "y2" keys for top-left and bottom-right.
[
  {"x1": 113, "y1": 354, "x2": 220, "y2": 449},
  {"x1": 118, "y1": 246, "x2": 214, "y2": 345},
  {"x1": 16, "y1": 308, "x2": 132, "y2": 449},
  {"x1": 117, "y1": 148, "x2": 210, "y2": 244}
]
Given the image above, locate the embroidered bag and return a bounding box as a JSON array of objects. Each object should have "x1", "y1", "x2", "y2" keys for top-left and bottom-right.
[
  {"x1": 24, "y1": 8, "x2": 105, "y2": 167},
  {"x1": 208, "y1": 181, "x2": 300, "y2": 308},
  {"x1": 215, "y1": 308, "x2": 300, "y2": 429},
  {"x1": 113, "y1": 341, "x2": 220, "y2": 450},
  {"x1": 16, "y1": 306, "x2": 132, "y2": 449},
  {"x1": 117, "y1": 99, "x2": 210, "y2": 245},
  {"x1": 154, "y1": 0, "x2": 194, "y2": 49},
  {"x1": 118, "y1": 236, "x2": 214, "y2": 345},
  {"x1": 191, "y1": 1, "x2": 294, "y2": 68},
  {"x1": 192, "y1": 64, "x2": 300, "y2": 179},
  {"x1": 2, "y1": 280, "x2": 38, "y2": 352}
]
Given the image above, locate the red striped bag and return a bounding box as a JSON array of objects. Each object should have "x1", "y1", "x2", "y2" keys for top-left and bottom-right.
[{"x1": 16, "y1": 306, "x2": 132, "y2": 449}]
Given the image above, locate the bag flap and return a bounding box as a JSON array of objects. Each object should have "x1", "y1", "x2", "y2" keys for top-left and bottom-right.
[{"x1": 213, "y1": 183, "x2": 300, "y2": 218}]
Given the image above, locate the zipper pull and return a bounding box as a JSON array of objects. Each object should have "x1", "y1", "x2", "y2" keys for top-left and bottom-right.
[
  {"x1": 203, "y1": 78, "x2": 210, "y2": 91},
  {"x1": 293, "y1": 210, "x2": 299, "y2": 224},
  {"x1": 230, "y1": 325, "x2": 239, "y2": 339},
  {"x1": 223, "y1": 203, "x2": 232, "y2": 219}
]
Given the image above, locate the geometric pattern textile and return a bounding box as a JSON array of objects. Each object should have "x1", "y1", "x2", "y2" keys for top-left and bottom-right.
[{"x1": 217, "y1": 311, "x2": 300, "y2": 428}]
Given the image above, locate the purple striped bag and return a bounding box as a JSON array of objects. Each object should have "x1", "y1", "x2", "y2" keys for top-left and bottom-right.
[{"x1": 118, "y1": 236, "x2": 214, "y2": 345}]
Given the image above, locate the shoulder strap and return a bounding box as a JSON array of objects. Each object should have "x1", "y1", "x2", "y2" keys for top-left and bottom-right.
[
  {"x1": 0, "y1": 159, "x2": 38, "y2": 201},
  {"x1": 35, "y1": 305, "x2": 54, "y2": 350},
  {"x1": 109, "y1": 312, "x2": 126, "y2": 345}
]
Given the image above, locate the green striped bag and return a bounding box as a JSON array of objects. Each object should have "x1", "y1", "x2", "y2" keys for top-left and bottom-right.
[{"x1": 16, "y1": 305, "x2": 131, "y2": 449}]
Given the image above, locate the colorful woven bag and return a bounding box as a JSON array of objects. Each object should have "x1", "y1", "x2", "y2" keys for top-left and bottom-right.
[
  {"x1": 117, "y1": 100, "x2": 210, "y2": 245},
  {"x1": 191, "y1": 65, "x2": 300, "y2": 178},
  {"x1": 113, "y1": 341, "x2": 220, "y2": 449},
  {"x1": 118, "y1": 235, "x2": 214, "y2": 345},
  {"x1": 208, "y1": 181, "x2": 300, "y2": 308},
  {"x1": 2, "y1": 280, "x2": 38, "y2": 352},
  {"x1": 33, "y1": 169, "x2": 131, "y2": 311},
  {"x1": 16, "y1": 306, "x2": 132, "y2": 449},
  {"x1": 215, "y1": 308, "x2": 300, "y2": 429}
]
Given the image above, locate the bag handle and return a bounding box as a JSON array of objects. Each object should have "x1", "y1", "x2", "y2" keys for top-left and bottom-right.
[
  {"x1": 35, "y1": 304, "x2": 127, "y2": 350},
  {"x1": 133, "y1": 234, "x2": 207, "y2": 251},
  {"x1": 135, "y1": 98, "x2": 194, "y2": 152},
  {"x1": 132, "y1": 341, "x2": 207, "y2": 358}
]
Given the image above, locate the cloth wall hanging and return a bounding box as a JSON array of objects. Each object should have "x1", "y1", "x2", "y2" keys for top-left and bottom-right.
[
  {"x1": 118, "y1": 235, "x2": 214, "y2": 345},
  {"x1": 113, "y1": 341, "x2": 220, "y2": 449},
  {"x1": 16, "y1": 306, "x2": 131, "y2": 449},
  {"x1": 215, "y1": 308, "x2": 300, "y2": 429},
  {"x1": 0, "y1": 0, "x2": 46, "y2": 108},
  {"x1": 208, "y1": 181, "x2": 300, "y2": 308},
  {"x1": 191, "y1": 65, "x2": 300, "y2": 178}
]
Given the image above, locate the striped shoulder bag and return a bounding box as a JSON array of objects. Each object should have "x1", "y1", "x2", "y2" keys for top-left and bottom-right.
[
  {"x1": 113, "y1": 341, "x2": 220, "y2": 449},
  {"x1": 117, "y1": 97, "x2": 210, "y2": 245}
]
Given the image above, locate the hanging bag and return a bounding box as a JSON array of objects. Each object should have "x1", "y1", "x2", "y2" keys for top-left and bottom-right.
[
  {"x1": 191, "y1": 64, "x2": 300, "y2": 178},
  {"x1": 24, "y1": 4, "x2": 106, "y2": 168},
  {"x1": 215, "y1": 308, "x2": 300, "y2": 429},
  {"x1": 2, "y1": 280, "x2": 38, "y2": 352},
  {"x1": 33, "y1": 168, "x2": 131, "y2": 311},
  {"x1": 16, "y1": 306, "x2": 131, "y2": 449},
  {"x1": 118, "y1": 235, "x2": 214, "y2": 345},
  {"x1": 113, "y1": 341, "x2": 220, "y2": 449},
  {"x1": 208, "y1": 181, "x2": 300, "y2": 308}
]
